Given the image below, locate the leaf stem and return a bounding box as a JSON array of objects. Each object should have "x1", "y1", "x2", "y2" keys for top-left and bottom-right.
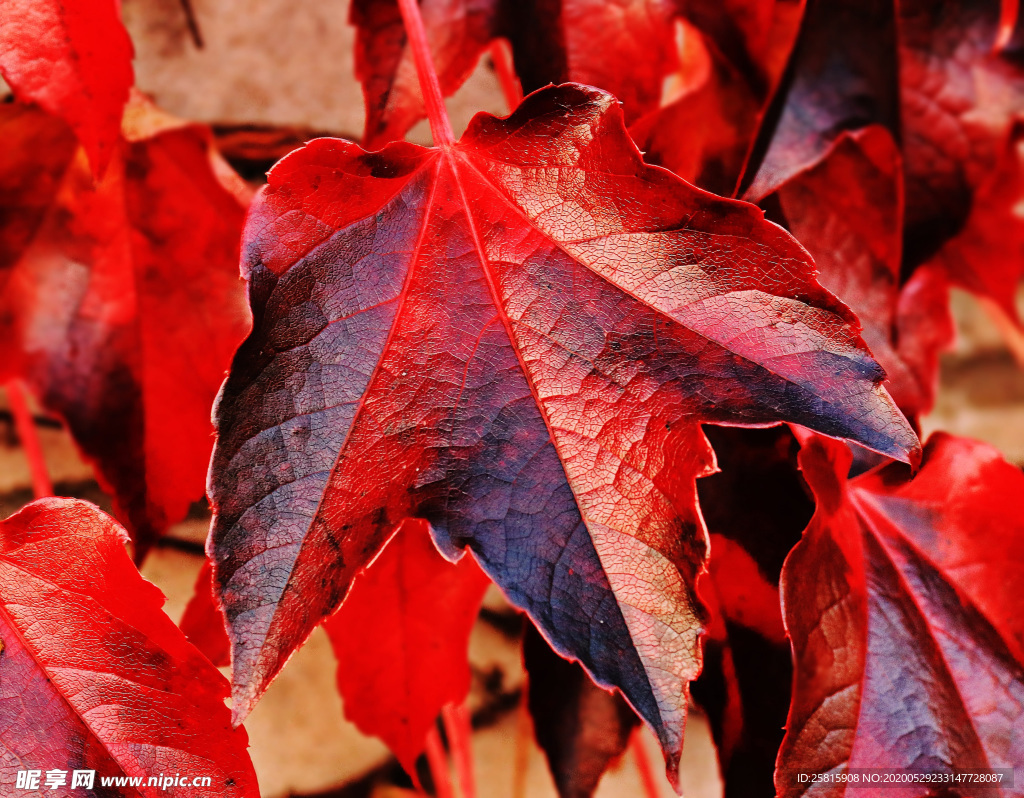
[
  {"x1": 488, "y1": 40, "x2": 523, "y2": 112},
  {"x1": 977, "y1": 295, "x2": 1024, "y2": 367},
  {"x1": 7, "y1": 381, "x2": 53, "y2": 499},
  {"x1": 396, "y1": 0, "x2": 455, "y2": 147},
  {"x1": 631, "y1": 728, "x2": 664, "y2": 798},
  {"x1": 511, "y1": 686, "x2": 532, "y2": 798},
  {"x1": 997, "y1": 0, "x2": 1019, "y2": 51},
  {"x1": 441, "y1": 702, "x2": 476, "y2": 798},
  {"x1": 424, "y1": 726, "x2": 455, "y2": 798}
]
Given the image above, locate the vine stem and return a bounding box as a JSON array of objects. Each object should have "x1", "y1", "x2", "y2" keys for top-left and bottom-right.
[
  {"x1": 977, "y1": 295, "x2": 1024, "y2": 368},
  {"x1": 396, "y1": 0, "x2": 455, "y2": 147},
  {"x1": 441, "y1": 702, "x2": 476, "y2": 798},
  {"x1": 511, "y1": 686, "x2": 532, "y2": 798},
  {"x1": 7, "y1": 381, "x2": 53, "y2": 499},
  {"x1": 997, "y1": 0, "x2": 1019, "y2": 50},
  {"x1": 489, "y1": 40, "x2": 523, "y2": 112},
  {"x1": 631, "y1": 728, "x2": 664, "y2": 798},
  {"x1": 424, "y1": 726, "x2": 456, "y2": 798}
]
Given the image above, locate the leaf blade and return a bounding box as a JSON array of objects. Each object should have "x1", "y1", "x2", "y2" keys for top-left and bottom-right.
[
  {"x1": 210, "y1": 84, "x2": 918, "y2": 779},
  {"x1": 0, "y1": 498, "x2": 258, "y2": 796}
]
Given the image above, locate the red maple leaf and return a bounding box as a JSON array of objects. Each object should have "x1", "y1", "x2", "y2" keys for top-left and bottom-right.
[
  {"x1": 323, "y1": 519, "x2": 490, "y2": 773},
  {"x1": 777, "y1": 434, "x2": 1024, "y2": 796},
  {"x1": 0, "y1": 498, "x2": 258, "y2": 796},
  {"x1": 0, "y1": 0, "x2": 133, "y2": 176},
  {"x1": 208, "y1": 11, "x2": 919, "y2": 773},
  {"x1": 0, "y1": 98, "x2": 251, "y2": 557}
]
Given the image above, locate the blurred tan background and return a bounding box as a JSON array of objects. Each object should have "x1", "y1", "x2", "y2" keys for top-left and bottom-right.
[{"x1": 1, "y1": 0, "x2": 1021, "y2": 795}]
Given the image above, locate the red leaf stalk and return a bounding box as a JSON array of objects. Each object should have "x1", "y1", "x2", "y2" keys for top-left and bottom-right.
[
  {"x1": 630, "y1": 728, "x2": 663, "y2": 798},
  {"x1": 512, "y1": 687, "x2": 532, "y2": 798},
  {"x1": 441, "y1": 702, "x2": 476, "y2": 798},
  {"x1": 489, "y1": 40, "x2": 523, "y2": 112},
  {"x1": 396, "y1": 0, "x2": 455, "y2": 147},
  {"x1": 977, "y1": 295, "x2": 1024, "y2": 367},
  {"x1": 7, "y1": 381, "x2": 53, "y2": 498},
  {"x1": 998, "y1": 0, "x2": 1019, "y2": 51},
  {"x1": 424, "y1": 726, "x2": 456, "y2": 798}
]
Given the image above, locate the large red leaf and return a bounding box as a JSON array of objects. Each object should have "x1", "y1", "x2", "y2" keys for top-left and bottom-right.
[
  {"x1": 772, "y1": 127, "x2": 952, "y2": 420},
  {"x1": 208, "y1": 83, "x2": 917, "y2": 779},
  {"x1": 0, "y1": 0, "x2": 133, "y2": 176},
  {"x1": 0, "y1": 99, "x2": 251, "y2": 558},
  {"x1": 777, "y1": 434, "x2": 1024, "y2": 797},
  {"x1": 523, "y1": 621, "x2": 639, "y2": 798},
  {"x1": 0, "y1": 498, "x2": 258, "y2": 796},
  {"x1": 322, "y1": 519, "x2": 490, "y2": 774}
]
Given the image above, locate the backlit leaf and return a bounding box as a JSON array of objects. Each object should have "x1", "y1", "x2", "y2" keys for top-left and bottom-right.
[
  {"x1": 777, "y1": 434, "x2": 1024, "y2": 796},
  {"x1": 208, "y1": 83, "x2": 917, "y2": 780},
  {"x1": 0, "y1": 498, "x2": 258, "y2": 796}
]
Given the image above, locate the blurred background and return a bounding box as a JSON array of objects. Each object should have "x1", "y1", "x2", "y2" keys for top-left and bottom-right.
[{"x1": 2, "y1": 0, "x2": 1022, "y2": 796}]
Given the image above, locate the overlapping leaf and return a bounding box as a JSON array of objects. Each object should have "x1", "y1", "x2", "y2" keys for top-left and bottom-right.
[
  {"x1": 0, "y1": 498, "x2": 258, "y2": 796},
  {"x1": 743, "y1": 0, "x2": 1024, "y2": 310},
  {"x1": 352, "y1": 0, "x2": 788, "y2": 149},
  {"x1": 692, "y1": 425, "x2": 811, "y2": 797},
  {"x1": 772, "y1": 127, "x2": 952, "y2": 420},
  {"x1": 524, "y1": 621, "x2": 639, "y2": 798},
  {"x1": 181, "y1": 560, "x2": 232, "y2": 668},
  {"x1": 0, "y1": 0, "x2": 133, "y2": 176},
  {"x1": 0, "y1": 99, "x2": 251, "y2": 557},
  {"x1": 323, "y1": 519, "x2": 490, "y2": 773},
  {"x1": 926, "y1": 121, "x2": 1024, "y2": 320},
  {"x1": 777, "y1": 435, "x2": 1024, "y2": 797},
  {"x1": 741, "y1": 0, "x2": 899, "y2": 202},
  {"x1": 631, "y1": 0, "x2": 802, "y2": 196},
  {"x1": 208, "y1": 82, "x2": 917, "y2": 780},
  {"x1": 899, "y1": 0, "x2": 1024, "y2": 267}
]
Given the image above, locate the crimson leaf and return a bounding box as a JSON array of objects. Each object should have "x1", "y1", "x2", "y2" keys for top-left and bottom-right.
[
  {"x1": 208, "y1": 83, "x2": 918, "y2": 780},
  {"x1": 741, "y1": 0, "x2": 899, "y2": 202},
  {"x1": 0, "y1": 0, "x2": 133, "y2": 176},
  {"x1": 323, "y1": 519, "x2": 490, "y2": 773},
  {"x1": 0, "y1": 99, "x2": 251, "y2": 557},
  {"x1": 777, "y1": 434, "x2": 1024, "y2": 796},
  {"x1": 0, "y1": 498, "x2": 258, "y2": 796}
]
